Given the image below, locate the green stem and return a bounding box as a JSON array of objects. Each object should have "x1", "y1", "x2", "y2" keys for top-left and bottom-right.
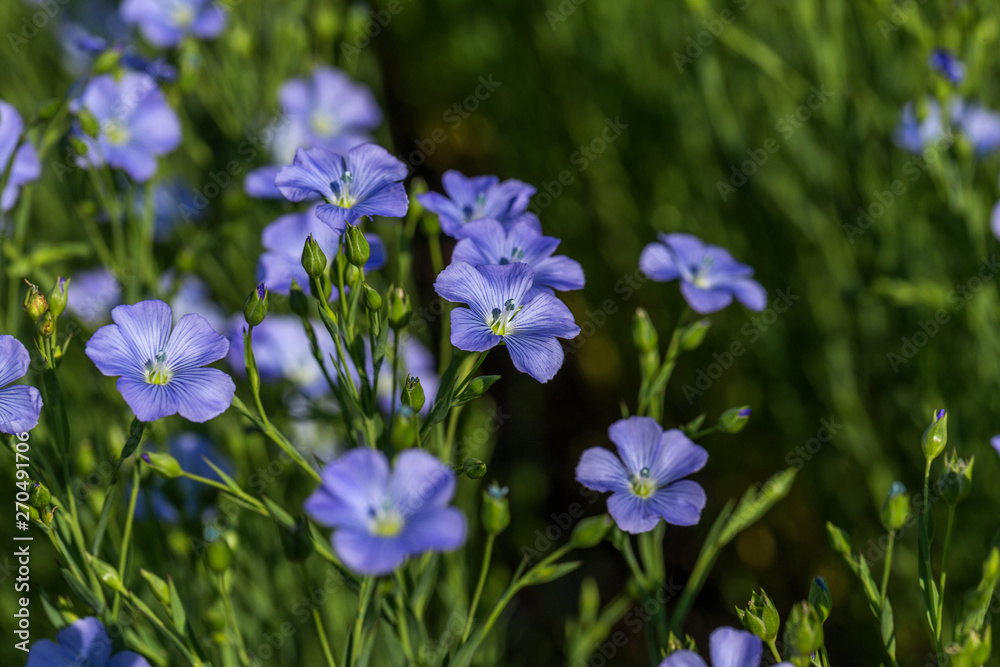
[
  {"x1": 352, "y1": 577, "x2": 374, "y2": 666},
  {"x1": 393, "y1": 571, "x2": 414, "y2": 663},
  {"x1": 879, "y1": 531, "x2": 895, "y2": 604},
  {"x1": 767, "y1": 640, "x2": 781, "y2": 662},
  {"x1": 111, "y1": 465, "x2": 141, "y2": 619},
  {"x1": 219, "y1": 574, "x2": 250, "y2": 666},
  {"x1": 232, "y1": 396, "x2": 320, "y2": 483},
  {"x1": 462, "y1": 533, "x2": 495, "y2": 642},
  {"x1": 936, "y1": 505, "x2": 956, "y2": 641}
]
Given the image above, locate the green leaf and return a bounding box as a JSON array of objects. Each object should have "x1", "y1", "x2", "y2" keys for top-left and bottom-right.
[
  {"x1": 520, "y1": 560, "x2": 582, "y2": 587},
  {"x1": 718, "y1": 468, "x2": 797, "y2": 546},
  {"x1": 880, "y1": 597, "x2": 896, "y2": 659},
  {"x1": 168, "y1": 576, "x2": 187, "y2": 635},
  {"x1": 61, "y1": 570, "x2": 105, "y2": 613}
]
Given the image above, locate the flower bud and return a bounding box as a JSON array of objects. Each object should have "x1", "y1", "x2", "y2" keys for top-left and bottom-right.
[
  {"x1": 36, "y1": 311, "x2": 55, "y2": 337},
  {"x1": 459, "y1": 458, "x2": 487, "y2": 479},
  {"x1": 48, "y1": 277, "x2": 69, "y2": 318},
  {"x1": 456, "y1": 375, "x2": 501, "y2": 404},
  {"x1": 481, "y1": 483, "x2": 510, "y2": 536},
  {"x1": 279, "y1": 517, "x2": 315, "y2": 562},
  {"x1": 678, "y1": 318, "x2": 711, "y2": 352},
  {"x1": 69, "y1": 136, "x2": 91, "y2": 159},
  {"x1": 880, "y1": 481, "x2": 911, "y2": 533},
  {"x1": 570, "y1": 515, "x2": 612, "y2": 549},
  {"x1": 345, "y1": 225, "x2": 370, "y2": 268},
  {"x1": 140, "y1": 569, "x2": 172, "y2": 609},
  {"x1": 301, "y1": 234, "x2": 327, "y2": 278},
  {"x1": 364, "y1": 284, "x2": 382, "y2": 312},
  {"x1": 736, "y1": 589, "x2": 780, "y2": 643},
  {"x1": 92, "y1": 50, "x2": 121, "y2": 75},
  {"x1": 631, "y1": 308, "x2": 658, "y2": 353},
  {"x1": 401, "y1": 375, "x2": 425, "y2": 412},
  {"x1": 87, "y1": 554, "x2": 128, "y2": 595},
  {"x1": 388, "y1": 285, "x2": 411, "y2": 330},
  {"x1": 808, "y1": 576, "x2": 832, "y2": 623},
  {"x1": 939, "y1": 450, "x2": 974, "y2": 506},
  {"x1": 77, "y1": 108, "x2": 101, "y2": 138},
  {"x1": 243, "y1": 283, "x2": 268, "y2": 327},
  {"x1": 289, "y1": 280, "x2": 309, "y2": 317},
  {"x1": 205, "y1": 539, "x2": 234, "y2": 574},
  {"x1": 922, "y1": 409, "x2": 948, "y2": 461},
  {"x1": 718, "y1": 406, "x2": 752, "y2": 434},
  {"x1": 345, "y1": 263, "x2": 362, "y2": 286},
  {"x1": 29, "y1": 482, "x2": 51, "y2": 508},
  {"x1": 783, "y1": 601, "x2": 824, "y2": 663},
  {"x1": 23, "y1": 281, "x2": 48, "y2": 322},
  {"x1": 141, "y1": 452, "x2": 182, "y2": 479}
]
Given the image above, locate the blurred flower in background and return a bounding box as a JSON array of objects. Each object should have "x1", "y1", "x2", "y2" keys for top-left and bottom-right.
[
  {"x1": 417, "y1": 170, "x2": 540, "y2": 238},
  {"x1": 121, "y1": 0, "x2": 227, "y2": 48},
  {"x1": 66, "y1": 267, "x2": 122, "y2": 326},
  {"x1": 929, "y1": 48, "x2": 964, "y2": 85},
  {"x1": 0, "y1": 100, "x2": 40, "y2": 212},
  {"x1": 0, "y1": 335, "x2": 43, "y2": 434},
  {"x1": 25, "y1": 616, "x2": 151, "y2": 667}
]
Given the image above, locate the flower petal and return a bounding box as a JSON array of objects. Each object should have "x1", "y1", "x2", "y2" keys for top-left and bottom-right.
[
  {"x1": 110, "y1": 300, "x2": 173, "y2": 366},
  {"x1": 169, "y1": 367, "x2": 235, "y2": 422},
  {"x1": 728, "y1": 279, "x2": 767, "y2": 311},
  {"x1": 116, "y1": 377, "x2": 179, "y2": 422},
  {"x1": 25, "y1": 639, "x2": 76, "y2": 666},
  {"x1": 165, "y1": 313, "x2": 230, "y2": 370},
  {"x1": 657, "y1": 651, "x2": 708, "y2": 667},
  {"x1": 308, "y1": 449, "x2": 390, "y2": 529},
  {"x1": 391, "y1": 449, "x2": 456, "y2": 514},
  {"x1": 276, "y1": 147, "x2": 341, "y2": 201},
  {"x1": 0, "y1": 335, "x2": 31, "y2": 387},
  {"x1": 608, "y1": 416, "x2": 663, "y2": 476},
  {"x1": 333, "y1": 529, "x2": 408, "y2": 575},
  {"x1": 401, "y1": 507, "x2": 466, "y2": 555},
  {"x1": 0, "y1": 385, "x2": 42, "y2": 434},
  {"x1": 710, "y1": 627, "x2": 763, "y2": 667},
  {"x1": 606, "y1": 491, "x2": 660, "y2": 534},
  {"x1": 576, "y1": 447, "x2": 629, "y2": 493},
  {"x1": 110, "y1": 651, "x2": 154, "y2": 667},
  {"x1": 647, "y1": 480, "x2": 706, "y2": 527},
  {"x1": 639, "y1": 241, "x2": 681, "y2": 282},
  {"x1": 680, "y1": 282, "x2": 734, "y2": 314},
  {"x1": 504, "y1": 333, "x2": 566, "y2": 383},
  {"x1": 652, "y1": 429, "x2": 708, "y2": 486},
  {"x1": 57, "y1": 617, "x2": 112, "y2": 666},
  {"x1": 450, "y1": 308, "x2": 501, "y2": 352}
]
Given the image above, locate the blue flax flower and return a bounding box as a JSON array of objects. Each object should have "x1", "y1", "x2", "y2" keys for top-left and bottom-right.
[
  {"x1": 451, "y1": 219, "x2": 585, "y2": 299},
  {"x1": 659, "y1": 627, "x2": 793, "y2": 667},
  {"x1": 952, "y1": 99, "x2": 1000, "y2": 155},
  {"x1": 640, "y1": 233, "x2": 766, "y2": 314},
  {"x1": 74, "y1": 73, "x2": 181, "y2": 182},
  {"x1": 246, "y1": 66, "x2": 382, "y2": 199},
  {"x1": 305, "y1": 448, "x2": 466, "y2": 575},
  {"x1": 991, "y1": 436, "x2": 1000, "y2": 458},
  {"x1": 121, "y1": 0, "x2": 226, "y2": 48},
  {"x1": 417, "y1": 170, "x2": 539, "y2": 238},
  {"x1": 434, "y1": 262, "x2": 580, "y2": 383},
  {"x1": 896, "y1": 98, "x2": 1000, "y2": 156},
  {"x1": 0, "y1": 100, "x2": 41, "y2": 212},
  {"x1": 0, "y1": 335, "x2": 43, "y2": 434},
  {"x1": 258, "y1": 206, "x2": 386, "y2": 295},
  {"x1": 929, "y1": 49, "x2": 964, "y2": 85},
  {"x1": 86, "y1": 300, "x2": 234, "y2": 422},
  {"x1": 276, "y1": 144, "x2": 408, "y2": 228},
  {"x1": 26, "y1": 616, "x2": 150, "y2": 666},
  {"x1": 576, "y1": 416, "x2": 708, "y2": 533}
]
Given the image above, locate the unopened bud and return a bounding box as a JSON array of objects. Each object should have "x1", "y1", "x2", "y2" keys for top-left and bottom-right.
[
  {"x1": 345, "y1": 225, "x2": 370, "y2": 268},
  {"x1": 783, "y1": 601, "x2": 824, "y2": 664},
  {"x1": 141, "y1": 452, "x2": 182, "y2": 479},
  {"x1": 301, "y1": 234, "x2": 327, "y2": 278},
  {"x1": 939, "y1": 450, "x2": 973, "y2": 506},
  {"x1": 364, "y1": 284, "x2": 382, "y2": 312},
  {"x1": 808, "y1": 576, "x2": 832, "y2": 623},
  {"x1": 631, "y1": 308, "x2": 658, "y2": 353},
  {"x1": 570, "y1": 515, "x2": 612, "y2": 549},
  {"x1": 718, "y1": 406, "x2": 752, "y2": 434},
  {"x1": 737, "y1": 589, "x2": 780, "y2": 643},
  {"x1": 401, "y1": 375, "x2": 425, "y2": 412},
  {"x1": 388, "y1": 285, "x2": 411, "y2": 330},
  {"x1": 678, "y1": 318, "x2": 711, "y2": 351},
  {"x1": 922, "y1": 409, "x2": 948, "y2": 461},
  {"x1": 36, "y1": 311, "x2": 55, "y2": 337},
  {"x1": 87, "y1": 554, "x2": 127, "y2": 594},
  {"x1": 880, "y1": 481, "x2": 911, "y2": 533},
  {"x1": 205, "y1": 539, "x2": 233, "y2": 573},
  {"x1": 459, "y1": 458, "x2": 487, "y2": 479},
  {"x1": 77, "y1": 108, "x2": 100, "y2": 139},
  {"x1": 29, "y1": 482, "x2": 51, "y2": 508},
  {"x1": 481, "y1": 483, "x2": 510, "y2": 536},
  {"x1": 48, "y1": 277, "x2": 69, "y2": 318},
  {"x1": 243, "y1": 283, "x2": 268, "y2": 327},
  {"x1": 23, "y1": 281, "x2": 48, "y2": 321}
]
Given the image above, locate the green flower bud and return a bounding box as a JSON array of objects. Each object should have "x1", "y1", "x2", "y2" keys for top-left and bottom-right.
[
  {"x1": 36, "y1": 311, "x2": 55, "y2": 337},
  {"x1": 570, "y1": 515, "x2": 612, "y2": 549},
  {"x1": 678, "y1": 318, "x2": 711, "y2": 352},
  {"x1": 364, "y1": 284, "x2": 382, "y2": 312},
  {"x1": 345, "y1": 225, "x2": 370, "y2": 268},
  {"x1": 87, "y1": 554, "x2": 127, "y2": 595},
  {"x1": 783, "y1": 601, "x2": 824, "y2": 664},
  {"x1": 141, "y1": 452, "x2": 182, "y2": 479},
  {"x1": 401, "y1": 375, "x2": 425, "y2": 412},
  {"x1": 280, "y1": 517, "x2": 315, "y2": 562},
  {"x1": 456, "y1": 375, "x2": 501, "y2": 404},
  {"x1": 391, "y1": 412, "x2": 413, "y2": 450},
  {"x1": 736, "y1": 589, "x2": 780, "y2": 643},
  {"x1": 289, "y1": 280, "x2": 309, "y2": 317},
  {"x1": 28, "y1": 505, "x2": 41, "y2": 523},
  {"x1": 69, "y1": 135, "x2": 91, "y2": 159},
  {"x1": 48, "y1": 277, "x2": 69, "y2": 318},
  {"x1": 826, "y1": 521, "x2": 853, "y2": 557},
  {"x1": 459, "y1": 458, "x2": 487, "y2": 479},
  {"x1": 631, "y1": 308, "x2": 658, "y2": 353},
  {"x1": 718, "y1": 406, "x2": 752, "y2": 434},
  {"x1": 387, "y1": 285, "x2": 412, "y2": 330},
  {"x1": 29, "y1": 482, "x2": 51, "y2": 508},
  {"x1": 140, "y1": 569, "x2": 172, "y2": 609},
  {"x1": 38, "y1": 99, "x2": 62, "y2": 121},
  {"x1": 344, "y1": 263, "x2": 363, "y2": 286},
  {"x1": 206, "y1": 539, "x2": 234, "y2": 574},
  {"x1": 301, "y1": 234, "x2": 327, "y2": 278},
  {"x1": 481, "y1": 483, "x2": 510, "y2": 536},
  {"x1": 880, "y1": 481, "x2": 911, "y2": 533},
  {"x1": 77, "y1": 108, "x2": 101, "y2": 138},
  {"x1": 808, "y1": 576, "x2": 832, "y2": 623},
  {"x1": 922, "y1": 409, "x2": 947, "y2": 461},
  {"x1": 939, "y1": 450, "x2": 974, "y2": 506},
  {"x1": 243, "y1": 283, "x2": 268, "y2": 327},
  {"x1": 92, "y1": 50, "x2": 121, "y2": 75},
  {"x1": 23, "y1": 281, "x2": 48, "y2": 322}
]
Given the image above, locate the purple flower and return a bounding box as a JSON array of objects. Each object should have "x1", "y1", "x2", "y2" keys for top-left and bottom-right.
[
  {"x1": 451, "y1": 219, "x2": 585, "y2": 299},
  {"x1": 929, "y1": 49, "x2": 964, "y2": 85},
  {"x1": 244, "y1": 165, "x2": 285, "y2": 199},
  {"x1": 276, "y1": 145, "x2": 408, "y2": 228},
  {"x1": 640, "y1": 233, "x2": 766, "y2": 314},
  {"x1": 86, "y1": 300, "x2": 235, "y2": 422},
  {"x1": 434, "y1": 262, "x2": 580, "y2": 383},
  {"x1": 895, "y1": 99, "x2": 948, "y2": 154},
  {"x1": 0, "y1": 336, "x2": 42, "y2": 434},
  {"x1": 74, "y1": 73, "x2": 181, "y2": 182},
  {"x1": 26, "y1": 616, "x2": 150, "y2": 667},
  {"x1": 417, "y1": 170, "x2": 540, "y2": 238},
  {"x1": 0, "y1": 100, "x2": 41, "y2": 212},
  {"x1": 121, "y1": 0, "x2": 226, "y2": 48},
  {"x1": 659, "y1": 627, "x2": 793, "y2": 667},
  {"x1": 991, "y1": 436, "x2": 1000, "y2": 458},
  {"x1": 258, "y1": 206, "x2": 386, "y2": 295},
  {"x1": 576, "y1": 416, "x2": 708, "y2": 534},
  {"x1": 305, "y1": 448, "x2": 466, "y2": 575},
  {"x1": 952, "y1": 100, "x2": 1000, "y2": 155},
  {"x1": 67, "y1": 267, "x2": 123, "y2": 326}
]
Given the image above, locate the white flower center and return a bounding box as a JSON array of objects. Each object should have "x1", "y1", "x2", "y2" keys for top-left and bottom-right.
[
  {"x1": 144, "y1": 351, "x2": 173, "y2": 386},
  {"x1": 172, "y1": 4, "x2": 195, "y2": 27},
  {"x1": 370, "y1": 502, "x2": 404, "y2": 537},
  {"x1": 630, "y1": 466, "x2": 656, "y2": 499},
  {"x1": 329, "y1": 169, "x2": 355, "y2": 208},
  {"x1": 310, "y1": 112, "x2": 338, "y2": 138},
  {"x1": 488, "y1": 298, "x2": 521, "y2": 336},
  {"x1": 105, "y1": 120, "x2": 131, "y2": 146}
]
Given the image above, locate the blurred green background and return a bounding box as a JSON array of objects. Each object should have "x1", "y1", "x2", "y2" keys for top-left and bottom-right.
[{"x1": 3, "y1": 0, "x2": 1000, "y2": 664}]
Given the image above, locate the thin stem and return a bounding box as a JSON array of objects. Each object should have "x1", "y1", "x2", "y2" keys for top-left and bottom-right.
[
  {"x1": 393, "y1": 571, "x2": 414, "y2": 663},
  {"x1": 462, "y1": 533, "x2": 495, "y2": 642},
  {"x1": 111, "y1": 465, "x2": 141, "y2": 619},
  {"x1": 767, "y1": 640, "x2": 781, "y2": 662},
  {"x1": 936, "y1": 505, "x2": 956, "y2": 641},
  {"x1": 352, "y1": 577, "x2": 374, "y2": 666},
  {"x1": 879, "y1": 531, "x2": 895, "y2": 604},
  {"x1": 219, "y1": 574, "x2": 250, "y2": 666}
]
